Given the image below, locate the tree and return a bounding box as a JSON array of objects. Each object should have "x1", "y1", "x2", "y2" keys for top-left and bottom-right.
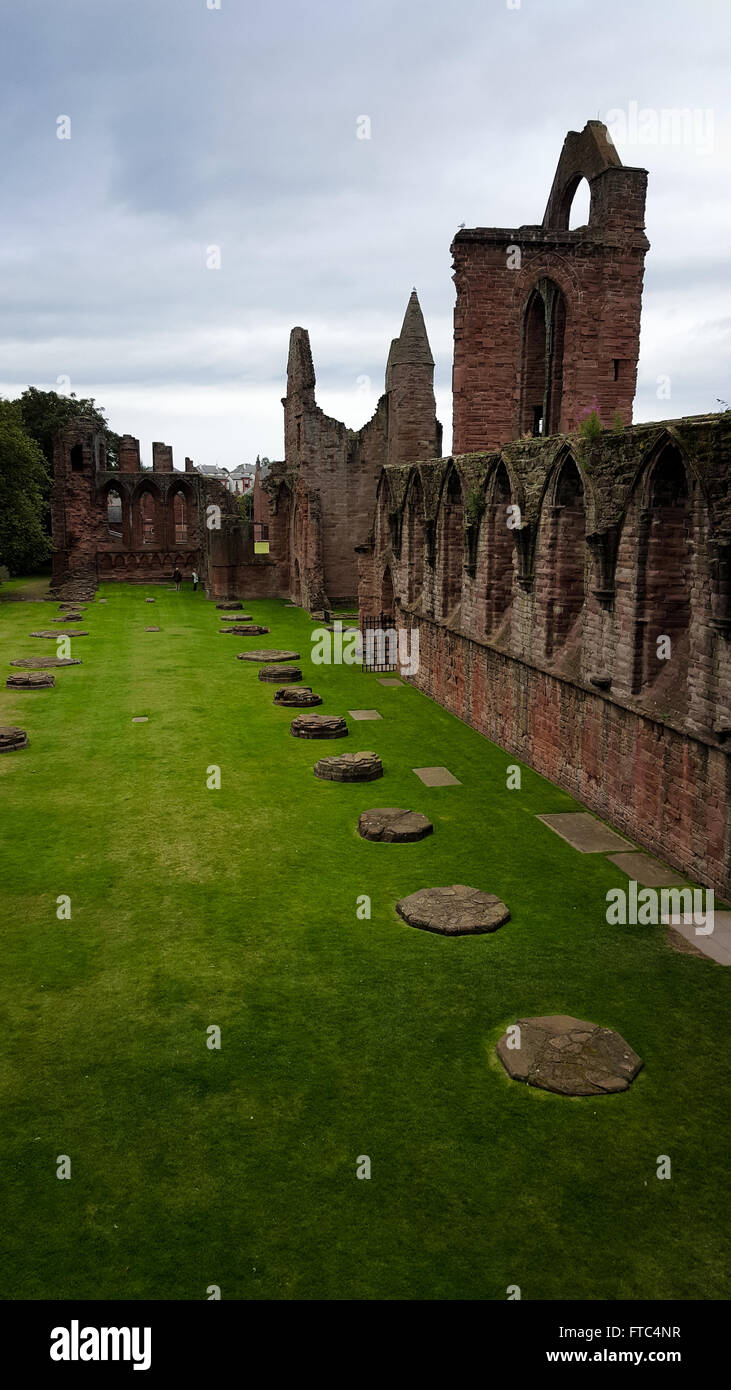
[
  {"x1": 0, "y1": 400, "x2": 52, "y2": 575},
  {"x1": 18, "y1": 387, "x2": 120, "y2": 470}
]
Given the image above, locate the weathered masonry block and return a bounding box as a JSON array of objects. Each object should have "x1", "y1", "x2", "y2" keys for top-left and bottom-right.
[{"x1": 452, "y1": 121, "x2": 649, "y2": 452}]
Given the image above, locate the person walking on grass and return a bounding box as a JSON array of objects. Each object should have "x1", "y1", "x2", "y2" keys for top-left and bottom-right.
[
  {"x1": 192, "y1": 568, "x2": 199, "y2": 592},
  {"x1": 173, "y1": 566, "x2": 182, "y2": 592}
]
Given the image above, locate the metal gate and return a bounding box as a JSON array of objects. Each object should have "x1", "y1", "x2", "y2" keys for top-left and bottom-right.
[{"x1": 360, "y1": 612, "x2": 398, "y2": 673}]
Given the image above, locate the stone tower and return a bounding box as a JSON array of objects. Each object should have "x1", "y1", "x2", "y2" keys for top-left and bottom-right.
[
  {"x1": 451, "y1": 121, "x2": 649, "y2": 452},
  {"x1": 386, "y1": 289, "x2": 442, "y2": 467}
]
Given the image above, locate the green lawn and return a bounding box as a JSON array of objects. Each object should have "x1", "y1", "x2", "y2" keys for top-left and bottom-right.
[{"x1": 1, "y1": 578, "x2": 728, "y2": 1301}]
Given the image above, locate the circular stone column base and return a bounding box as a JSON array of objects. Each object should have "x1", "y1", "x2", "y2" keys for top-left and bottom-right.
[
  {"x1": 290, "y1": 714, "x2": 348, "y2": 739},
  {"x1": 220, "y1": 613, "x2": 253, "y2": 621},
  {"x1": 238, "y1": 649, "x2": 300, "y2": 663},
  {"x1": 314, "y1": 751, "x2": 383, "y2": 782},
  {"x1": 216, "y1": 601, "x2": 243, "y2": 610},
  {"x1": 273, "y1": 687, "x2": 322, "y2": 707},
  {"x1": 396, "y1": 885, "x2": 510, "y2": 935},
  {"x1": 258, "y1": 664, "x2": 303, "y2": 683},
  {"x1": 358, "y1": 808, "x2": 433, "y2": 842},
  {"x1": 30, "y1": 629, "x2": 89, "y2": 638},
  {"x1": 6, "y1": 672, "x2": 55, "y2": 689},
  {"x1": 52, "y1": 614, "x2": 83, "y2": 622},
  {"x1": 220, "y1": 624, "x2": 269, "y2": 636},
  {"x1": 496, "y1": 1016, "x2": 643, "y2": 1095},
  {"x1": 0, "y1": 726, "x2": 29, "y2": 752},
  {"x1": 10, "y1": 657, "x2": 82, "y2": 668}
]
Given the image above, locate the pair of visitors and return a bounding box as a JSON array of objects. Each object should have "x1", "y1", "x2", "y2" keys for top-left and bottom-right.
[{"x1": 173, "y1": 567, "x2": 182, "y2": 591}]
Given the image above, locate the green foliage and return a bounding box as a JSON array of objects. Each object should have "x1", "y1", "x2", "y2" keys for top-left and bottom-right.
[
  {"x1": 0, "y1": 400, "x2": 51, "y2": 574},
  {"x1": 464, "y1": 485, "x2": 485, "y2": 526},
  {"x1": 612, "y1": 410, "x2": 625, "y2": 432},
  {"x1": 18, "y1": 386, "x2": 120, "y2": 470},
  {"x1": 238, "y1": 491, "x2": 254, "y2": 521},
  {"x1": 0, "y1": 584, "x2": 727, "y2": 1299},
  {"x1": 577, "y1": 409, "x2": 603, "y2": 440}
]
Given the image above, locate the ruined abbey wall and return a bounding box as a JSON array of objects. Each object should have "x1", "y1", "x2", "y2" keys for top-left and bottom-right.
[
  {"x1": 360, "y1": 415, "x2": 731, "y2": 898},
  {"x1": 50, "y1": 422, "x2": 278, "y2": 600},
  {"x1": 266, "y1": 292, "x2": 441, "y2": 610},
  {"x1": 452, "y1": 122, "x2": 649, "y2": 452}
]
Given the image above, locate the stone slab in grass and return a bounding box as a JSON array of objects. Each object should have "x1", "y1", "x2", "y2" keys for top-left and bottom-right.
[
  {"x1": 661, "y1": 910, "x2": 731, "y2": 966},
  {"x1": 358, "y1": 808, "x2": 433, "y2": 842},
  {"x1": 10, "y1": 657, "x2": 81, "y2": 668},
  {"x1": 132, "y1": 717, "x2": 149, "y2": 723},
  {"x1": 497, "y1": 1016, "x2": 643, "y2": 1096},
  {"x1": 238, "y1": 649, "x2": 300, "y2": 663},
  {"x1": 378, "y1": 677, "x2": 403, "y2": 687},
  {"x1": 537, "y1": 812, "x2": 631, "y2": 854},
  {"x1": 6, "y1": 672, "x2": 55, "y2": 689},
  {"x1": 145, "y1": 598, "x2": 155, "y2": 604},
  {"x1": 397, "y1": 884, "x2": 509, "y2": 935},
  {"x1": 146, "y1": 626, "x2": 161, "y2": 632},
  {"x1": 314, "y1": 751, "x2": 383, "y2": 782},
  {"x1": 216, "y1": 601, "x2": 242, "y2": 610},
  {"x1": 273, "y1": 686, "x2": 322, "y2": 707},
  {"x1": 0, "y1": 726, "x2": 29, "y2": 752},
  {"x1": 607, "y1": 852, "x2": 687, "y2": 887},
  {"x1": 220, "y1": 614, "x2": 253, "y2": 621},
  {"x1": 258, "y1": 664, "x2": 302, "y2": 683},
  {"x1": 349, "y1": 709, "x2": 382, "y2": 720},
  {"x1": 51, "y1": 614, "x2": 83, "y2": 622},
  {"x1": 290, "y1": 713, "x2": 348, "y2": 740},
  {"x1": 30, "y1": 629, "x2": 89, "y2": 639},
  {"x1": 413, "y1": 766, "x2": 461, "y2": 787},
  {"x1": 220, "y1": 624, "x2": 269, "y2": 636}
]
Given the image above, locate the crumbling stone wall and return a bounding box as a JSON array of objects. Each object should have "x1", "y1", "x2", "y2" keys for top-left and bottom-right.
[
  {"x1": 51, "y1": 419, "x2": 277, "y2": 600},
  {"x1": 452, "y1": 121, "x2": 649, "y2": 452},
  {"x1": 267, "y1": 291, "x2": 441, "y2": 608},
  {"x1": 360, "y1": 413, "x2": 731, "y2": 897}
]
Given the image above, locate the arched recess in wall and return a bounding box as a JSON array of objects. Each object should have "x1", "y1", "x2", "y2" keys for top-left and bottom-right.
[
  {"x1": 101, "y1": 481, "x2": 124, "y2": 542},
  {"x1": 519, "y1": 279, "x2": 567, "y2": 438},
  {"x1": 170, "y1": 488, "x2": 190, "y2": 545},
  {"x1": 134, "y1": 483, "x2": 163, "y2": 547},
  {"x1": 381, "y1": 565, "x2": 395, "y2": 616},
  {"x1": 375, "y1": 475, "x2": 392, "y2": 557},
  {"x1": 436, "y1": 466, "x2": 464, "y2": 622},
  {"x1": 274, "y1": 485, "x2": 292, "y2": 594},
  {"x1": 291, "y1": 497, "x2": 306, "y2": 605},
  {"x1": 403, "y1": 471, "x2": 425, "y2": 606},
  {"x1": 534, "y1": 451, "x2": 586, "y2": 662},
  {"x1": 482, "y1": 462, "x2": 516, "y2": 638},
  {"x1": 614, "y1": 441, "x2": 693, "y2": 708}
]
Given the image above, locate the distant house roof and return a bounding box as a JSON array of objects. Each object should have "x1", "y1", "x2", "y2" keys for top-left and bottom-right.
[{"x1": 196, "y1": 464, "x2": 230, "y2": 477}]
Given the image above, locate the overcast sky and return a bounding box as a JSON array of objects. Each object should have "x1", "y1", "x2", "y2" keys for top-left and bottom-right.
[{"x1": 1, "y1": 0, "x2": 729, "y2": 469}]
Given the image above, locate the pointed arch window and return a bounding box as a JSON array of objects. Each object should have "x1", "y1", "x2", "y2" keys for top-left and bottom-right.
[{"x1": 520, "y1": 279, "x2": 567, "y2": 438}]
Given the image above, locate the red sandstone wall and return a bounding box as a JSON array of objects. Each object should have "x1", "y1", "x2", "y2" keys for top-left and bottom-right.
[{"x1": 407, "y1": 615, "x2": 731, "y2": 900}]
